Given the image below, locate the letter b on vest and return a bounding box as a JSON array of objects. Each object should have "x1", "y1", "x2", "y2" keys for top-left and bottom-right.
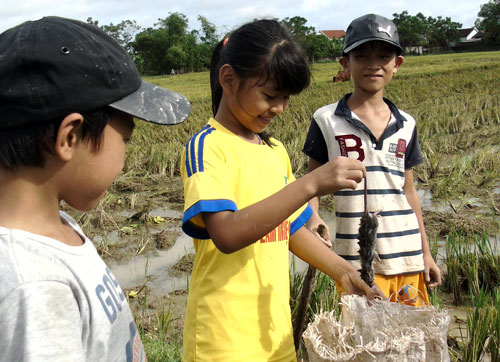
[{"x1": 335, "y1": 135, "x2": 365, "y2": 161}]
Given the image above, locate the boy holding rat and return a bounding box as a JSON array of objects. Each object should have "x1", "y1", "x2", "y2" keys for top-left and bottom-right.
[{"x1": 303, "y1": 14, "x2": 441, "y2": 306}]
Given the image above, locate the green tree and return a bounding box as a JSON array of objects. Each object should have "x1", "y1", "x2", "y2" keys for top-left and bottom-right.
[
  {"x1": 197, "y1": 15, "x2": 219, "y2": 47},
  {"x1": 392, "y1": 11, "x2": 428, "y2": 48},
  {"x1": 133, "y1": 27, "x2": 170, "y2": 74},
  {"x1": 155, "y1": 12, "x2": 189, "y2": 46},
  {"x1": 426, "y1": 16, "x2": 461, "y2": 47},
  {"x1": 393, "y1": 11, "x2": 462, "y2": 50},
  {"x1": 101, "y1": 20, "x2": 142, "y2": 54},
  {"x1": 132, "y1": 12, "x2": 218, "y2": 74},
  {"x1": 304, "y1": 34, "x2": 343, "y2": 62},
  {"x1": 475, "y1": 0, "x2": 500, "y2": 44},
  {"x1": 86, "y1": 17, "x2": 99, "y2": 27},
  {"x1": 280, "y1": 16, "x2": 315, "y2": 47}
]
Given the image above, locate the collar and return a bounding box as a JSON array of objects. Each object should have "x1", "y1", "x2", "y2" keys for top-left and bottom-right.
[{"x1": 334, "y1": 93, "x2": 408, "y2": 149}]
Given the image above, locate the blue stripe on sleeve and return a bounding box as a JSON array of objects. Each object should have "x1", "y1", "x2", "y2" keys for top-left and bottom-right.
[
  {"x1": 197, "y1": 127, "x2": 215, "y2": 172},
  {"x1": 184, "y1": 141, "x2": 192, "y2": 177},
  {"x1": 182, "y1": 221, "x2": 210, "y2": 240},
  {"x1": 290, "y1": 204, "x2": 313, "y2": 235},
  {"x1": 189, "y1": 134, "x2": 197, "y2": 175},
  {"x1": 185, "y1": 125, "x2": 210, "y2": 177},
  {"x1": 182, "y1": 199, "x2": 237, "y2": 239}
]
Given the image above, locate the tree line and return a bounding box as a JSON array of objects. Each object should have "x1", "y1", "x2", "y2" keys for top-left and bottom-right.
[{"x1": 87, "y1": 1, "x2": 500, "y2": 75}]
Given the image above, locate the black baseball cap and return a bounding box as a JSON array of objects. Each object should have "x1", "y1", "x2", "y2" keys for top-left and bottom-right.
[
  {"x1": 0, "y1": 16, "x2": 190, "y2": 131},
  {"x1": 343, "y1": 14, "x2": 403, "y2": 54}
]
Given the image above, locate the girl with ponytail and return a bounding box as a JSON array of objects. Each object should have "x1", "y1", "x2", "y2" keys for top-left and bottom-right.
[{"x1": 181, "y1": 19, "x2": 383, "y2": 361}]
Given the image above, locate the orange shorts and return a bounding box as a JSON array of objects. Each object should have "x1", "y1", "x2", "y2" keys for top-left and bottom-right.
[{"x1": 338, "y1": 272, "x2": 430, "y2": 307}]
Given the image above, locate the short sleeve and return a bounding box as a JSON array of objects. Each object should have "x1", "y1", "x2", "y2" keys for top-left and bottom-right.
[
  {"x1": 181, "y1": 129, "x2": 237, "y2": 239},
  {"x1": 405, "y1": 125, "x2": 424, "y2": 169},
  {"x1": 302, "y1": 119, "x2": 328, "y2": 164},
  {"x1": 0, "y1": 282, "x2": 85, "y2": 362}
]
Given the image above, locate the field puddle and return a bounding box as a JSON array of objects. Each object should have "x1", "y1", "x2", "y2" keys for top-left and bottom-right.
[
  {"x1": 106, "y1": 207, "x2": 194, "y2": 296},
  {"x1": 109, "y1": 230, "x2": 194, "y2": 296},
  {"x1": 108, "y1": 188, "x2": 499, "y2": 297}
]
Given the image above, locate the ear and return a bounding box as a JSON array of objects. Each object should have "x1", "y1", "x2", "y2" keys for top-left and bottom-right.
[
  {"x1": 339, "y1": 56, "x2": 349, "y2": 71},
  {"x1": 393, "y1": 55, "x2": 404, "y2": 73},
  {"x1": 219, "y1": 64, "x2": 239, "y2": 95},
  {"x1": 54, "y1": 113, "x2": 84, "y2": 162}
]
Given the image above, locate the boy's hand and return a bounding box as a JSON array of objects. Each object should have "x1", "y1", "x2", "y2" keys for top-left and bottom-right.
[
  {"x1": 311, "y1": 156, "x2": 365, "y2": 196},
  {"x1": 424, "y1": 254, "x2": 442, "y2": 288},
  {"x1": 306, "y1": 215, "x2": 332, "y2": 248}
]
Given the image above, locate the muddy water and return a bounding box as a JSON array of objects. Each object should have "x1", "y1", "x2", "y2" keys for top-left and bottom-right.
[
  {"x1": 110, "y1": 230, "x2": 194, "y2": 296},
  {"x1": 109, "y1": 186, "x2": 499, "y2": 297}
]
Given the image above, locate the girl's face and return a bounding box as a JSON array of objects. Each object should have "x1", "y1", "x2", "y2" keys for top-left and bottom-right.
[{"x1": 231, "y1": 77, "x2": 290, "y2": 137}]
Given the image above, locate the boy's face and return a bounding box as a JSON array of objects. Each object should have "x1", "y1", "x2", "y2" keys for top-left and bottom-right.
[
  {"x1": 64, "y1": 111, "x2": 135, "y2": 211},
  {"x1": 340, "y1": 41, "x2": 403, "y2": 94}
]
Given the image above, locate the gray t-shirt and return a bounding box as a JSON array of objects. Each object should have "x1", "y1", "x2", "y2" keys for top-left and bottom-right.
[{"x1": 0, "y1": 211, "x2": 146, "y2": 362}]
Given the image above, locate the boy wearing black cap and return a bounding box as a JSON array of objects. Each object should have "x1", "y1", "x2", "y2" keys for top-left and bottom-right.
[
  {"x1": 0, "y1": 16, "x2": 190, "y2": 361},
  {"x1": 303, "y1": 14, "x2": 441, "y2": 306}
]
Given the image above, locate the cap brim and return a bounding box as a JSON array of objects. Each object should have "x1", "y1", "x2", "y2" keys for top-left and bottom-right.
[
  {"x1": 109, "y1": 80, "x2": 190, "y2": 125},
  {"x1": 344, "y1": 38, "x2": 403, "y2": 54}
]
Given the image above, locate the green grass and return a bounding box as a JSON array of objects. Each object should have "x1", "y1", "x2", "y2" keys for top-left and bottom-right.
[
  {"x1": 444, "y1": 230, "x2": 500, "y2": 305},
  {"x1": 120, "y1": 51, "x2": 500, "y2": 206}
]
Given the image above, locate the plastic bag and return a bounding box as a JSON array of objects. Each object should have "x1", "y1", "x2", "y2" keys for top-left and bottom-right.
[{"x1": 302, "y1": 294, "x2": 450, "y2": 361}]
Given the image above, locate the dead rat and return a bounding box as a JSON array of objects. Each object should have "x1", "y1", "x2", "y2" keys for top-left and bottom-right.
[{"x1": 357, "y1": 176, "x2": 379, "y2": 287}]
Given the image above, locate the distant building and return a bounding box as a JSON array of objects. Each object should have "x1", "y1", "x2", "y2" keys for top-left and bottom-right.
[
  {"x1": 457, "y1": 27, "x2": 483, "y2": 44},
  {"x1": 320, "y1": 30, "x2": 346, "y2": 40}
]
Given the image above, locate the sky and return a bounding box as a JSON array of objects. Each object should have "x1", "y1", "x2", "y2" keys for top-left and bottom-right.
[{"x1": 0, "y1": 0, "x2": 487, "y2": 35}]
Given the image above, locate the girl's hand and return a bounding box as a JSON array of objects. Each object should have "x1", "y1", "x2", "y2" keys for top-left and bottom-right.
[
  {"x1": 310, "y1": 156, "x2": 365, "y2": 196},
  {"x1": 337, "y1": 271, "x2": 387, "y2": 301}
]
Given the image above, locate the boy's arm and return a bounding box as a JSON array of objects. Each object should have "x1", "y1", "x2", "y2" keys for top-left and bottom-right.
[
  {"x1": 305, "y1": 158, "x2": 332, "y2": 246},
  {"x1": 289, "y1": 226, "x2": 384, "y2": 299},
  {"x1": 403, "y1": 168, "x2": 442, "y2": 288}
]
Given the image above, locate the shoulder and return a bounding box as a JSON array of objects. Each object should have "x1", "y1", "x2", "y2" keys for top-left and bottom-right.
[
  {"x1": 0, "y1": 228, "x2": 69, "y2": 301},
  {"x1": 398, "y1": 109, "x2": 416, "y2": 123},
  {"x1": 183, "y1": 123, "x2": 226, "y2": 166},
  {"x1": 313, "y1": 102, "x2": 339, "y2": 121},
  {"x1": 185, "y1": 124, "x2": 219, "y2": 149},
  {"x1": 0, "y1": 213, "x2": 98, "y2": 298},
  {"x1": 385, "y1": 98, "x2": 417, "y2": 127},
  {"x1": 268, "y1": 137, "x2": 284, "y2": 149}
]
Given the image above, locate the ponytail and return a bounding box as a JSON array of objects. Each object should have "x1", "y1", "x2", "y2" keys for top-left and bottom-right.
[{"x1": 210, "y1": 40, "x2": 225, "y2": 116}]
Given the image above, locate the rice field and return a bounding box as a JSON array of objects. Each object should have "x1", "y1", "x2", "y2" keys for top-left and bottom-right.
[
  {"x1": 125, "y1": 51, "x2": 500, "y2": 204},
  {"x1": 69, "y1": 51, "x2": 500, "y2": 361}
]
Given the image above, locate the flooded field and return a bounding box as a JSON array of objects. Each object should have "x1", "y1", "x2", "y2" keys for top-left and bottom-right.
[{"x1": 105, "y1": 185, "x2": 500, "y2": 298}]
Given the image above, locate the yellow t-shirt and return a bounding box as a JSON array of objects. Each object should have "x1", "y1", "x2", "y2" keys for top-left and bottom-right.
[{"x1": 181, "y1": 118, "x2": 311, "y2": 361}]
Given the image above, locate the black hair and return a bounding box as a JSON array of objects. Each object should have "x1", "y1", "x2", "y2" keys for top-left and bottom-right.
[
  {"x1": 210, "y1": 19, "x2": 311, "y2": 147},
  {"x1": 0, "y1": 108, "x2": 111, "y2": 170}
]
